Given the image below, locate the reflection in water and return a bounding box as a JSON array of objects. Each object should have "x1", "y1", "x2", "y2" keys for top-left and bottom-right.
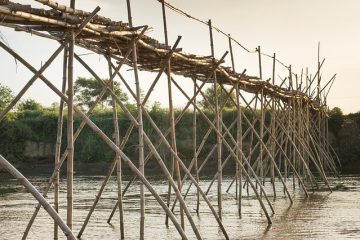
[{"x1": 0, "y1": 175, "x2": 359, "y2": 239}]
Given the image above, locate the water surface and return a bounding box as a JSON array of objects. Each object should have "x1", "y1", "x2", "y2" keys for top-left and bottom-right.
[{"x1": 0, "y1": 175, "x2": 359, "y2": 239}]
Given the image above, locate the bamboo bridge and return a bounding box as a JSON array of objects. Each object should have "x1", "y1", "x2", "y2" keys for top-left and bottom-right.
[{"x1": 0, "y1": 0, "x2": 340, "y2": 239}]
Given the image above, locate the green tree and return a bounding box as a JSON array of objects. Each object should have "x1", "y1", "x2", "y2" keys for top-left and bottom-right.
[
  {"x1": 18, "y1": 99, "x2": 43, "y2": 111},
  {"x1": 74, "y1": 77, "x2": 128, "y2": 109},
  {"x1": 199, "y1": 85, "x2": 236, "y2": 110},
  {"x1": 0, "y1": 83, "x2": 14, "y2": 111},
  {"x1": 328, "y1": 107, "x2": 344, "y2": 137}
]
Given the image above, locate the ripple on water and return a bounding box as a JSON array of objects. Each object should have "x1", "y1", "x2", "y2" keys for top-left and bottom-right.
[{"x1": 0, "y1": 176, "x2": 359, "y2": 239}]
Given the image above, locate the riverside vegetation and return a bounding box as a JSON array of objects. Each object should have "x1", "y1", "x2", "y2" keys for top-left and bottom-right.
[{"x1": 0, "y1": 81, "x2": 358, "y2": 175}]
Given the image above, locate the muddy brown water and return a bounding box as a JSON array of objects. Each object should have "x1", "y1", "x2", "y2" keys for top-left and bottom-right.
[{"x1": 0, "y1": 175, "x2": 359, "y2": 239}]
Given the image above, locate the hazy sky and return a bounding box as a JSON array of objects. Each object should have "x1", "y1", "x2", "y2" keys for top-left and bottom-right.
[{"x1": 1, "y1": 0, "x2": 359, "y2": 113}]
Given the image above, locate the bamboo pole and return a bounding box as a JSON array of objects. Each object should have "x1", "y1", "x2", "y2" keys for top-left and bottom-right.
[
  {"x1": 67, "y1": 1, "x2": 76, "y2": 228},
  {"x1": 193, "y1": 77, "x2": 200, "y2": 213},
  {"x1": 161, "y1": 0, "x2": 184, "y2": 230},
  {"x1": 235, "y1": 82, "x2": 242, "y2": 215},
  {"x1": 107, "y1": 55, "x2": 125, "y2": 239},
  {"x1": 66, "y1": 18, "x2": 75, "y2": 231},
  {"x1": 257, "y1": 46, "x2": 265, "y2": 194},
  {"x1": 259, "y1": 89, "x2": 265, "y2": 191},
  {"x1": 228, "y1": 35, "x2": 243, "y2": 213},
  {"x1": 208, "y1": 19, "x2": 223, "y2": 220},
  {"x1": 126, "y1": 1, "x2": 145, "y2": 238},
  {"x1": 53, "y1": 48, "x2": 68, "y2": 240},
  {"x1": 160, "y1": 0, "x2": 174, "y2": 226},
  {"x1": 0, "y1": 155, "x2": 76, "y2": 240},
  {"x1": 270, "y1": 53, "x2": 276, "y2": 199}
]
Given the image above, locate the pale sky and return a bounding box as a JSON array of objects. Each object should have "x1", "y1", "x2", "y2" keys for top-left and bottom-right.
[{"x1": 1, "y1": 0, "x2": 359, "y2": 113}]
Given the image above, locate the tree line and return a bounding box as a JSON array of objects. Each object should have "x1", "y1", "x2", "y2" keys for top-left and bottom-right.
[{"x1": 0, "y1": 80, "x2": 359, "y2": 174}]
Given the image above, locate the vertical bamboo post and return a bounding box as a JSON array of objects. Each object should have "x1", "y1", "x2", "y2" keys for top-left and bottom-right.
[
  {"x1": 228, "y1": 35, "x2": 238, "y2": 200},
  {"x1": 108, "y1": 55, "x2": 125, "y2": 239},
  {"x1": 247, "y1": 95, "x2": 257, "y2": 194},
  {"x1": 126, "y1": 1, "x2": 145, "y2": 238},
  {"x1": 257, "y1": 46, "x2": 264, "y2": 194},
  {"x1": 317, "y1": 42, "x2": 321, "y2": 101},
  {"x1": 235, "y1": 83, "x2": 243, "y2": 216},
  {"x1": 270, "y1": 53, "x2": 276, "y2": 199},
  {"x1": 305, "y1": 68, "x2": 310, "y2": 180},
  {"x1": 209, "y1": 19, "x2": 222, "y2": 220},
  {"x1": 161, "y1": 0, "x2": 184, "y2": 230},
  {"x1": 228, "y1": 35, "x2": 242, "y2": 215},
  {"x1": 289, "y1": 65, "x2": 296, "y2": 191},
  {"x1": 54, "y1": 48, "x2": 68, "y2": 240},
  {"x1": 257, "y1": 46, "x2": 263, "y2": 80},
  {"x1": 162, "y1": 0, "x2": 174, "y2": 226},
  {"x1": 284, "y1": 104, "x2": 289, "y2": 189},
  {"x1": 296, "y1": 75, "x2": 302, "y2": 187},
  {"x1": 66, "y1": 0, "x2": 75, "y2": 228},
  {"x1": 228, "y1": 35, "x2": 236, "y2": 73},
  {"x1": 193, "y1": 77, "x2": 200, "y2": 213},
  {"x1": 317, "y1": 42, "x2": 324, "y2": 168}
]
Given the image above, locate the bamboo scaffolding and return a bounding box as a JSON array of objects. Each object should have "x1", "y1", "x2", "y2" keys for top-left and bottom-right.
[
  {"x1": 1, "y1": 41, "x2": 190, "y2": 239},
  {"x1": 79, "y1": 48, "x2": 230, "y2": 240},
  {"x1": 0, "y1": 1, "x2": 340, "y2": 239},
  {"x1": 76, "y1": 49, "x2": 224, "y2": 239},
  {"x1": 79, "y1": 36, "x2": 182, "y2": 227},
  {"x1": 0, "y1": 1, "x2": 325, "y2": 107},
  {"x1": 0, "y1": 38, "x2": 128, "y2": 240},
  {"x1": 74, "y1": 38, "x2": 206, "y2": 240},
  {"x1": 171, "y1": 76, "x2": 275, "y2": 223},
  {"x1": 22, "y1": 33, "x2": 142, "y2": 238}
]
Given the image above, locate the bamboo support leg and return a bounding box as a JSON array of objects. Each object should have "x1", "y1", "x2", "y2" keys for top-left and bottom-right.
[
  {"x1": 107, "y1": 56, "x2": 125, "y2": 239},
  {"x1": 66, "y1": 29, "x2": 75, "y2": 230},
  {"x1": 53, "y1": 48, "x2": 67, "y2": 240},
  {"x1": 0, "y1": 155, "x2": 76, "y2": 240}
]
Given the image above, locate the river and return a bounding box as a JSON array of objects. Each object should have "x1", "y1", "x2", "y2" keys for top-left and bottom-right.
[{"x1": 0, "y1": 175, "x2": 359, "y2": 239}]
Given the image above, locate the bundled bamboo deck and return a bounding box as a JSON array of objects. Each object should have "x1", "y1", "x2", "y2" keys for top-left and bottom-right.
[
  {"x1": 0, "y1": 0, "x2": 318, "y2": 106},
  {"x1": 0, "y1": 0, "x2": 339, "y2": 239}
]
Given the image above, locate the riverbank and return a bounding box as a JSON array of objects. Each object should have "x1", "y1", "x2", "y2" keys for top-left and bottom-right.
[{"x1": 1, "y1": 107, "x2": 359, "y2": 176}]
